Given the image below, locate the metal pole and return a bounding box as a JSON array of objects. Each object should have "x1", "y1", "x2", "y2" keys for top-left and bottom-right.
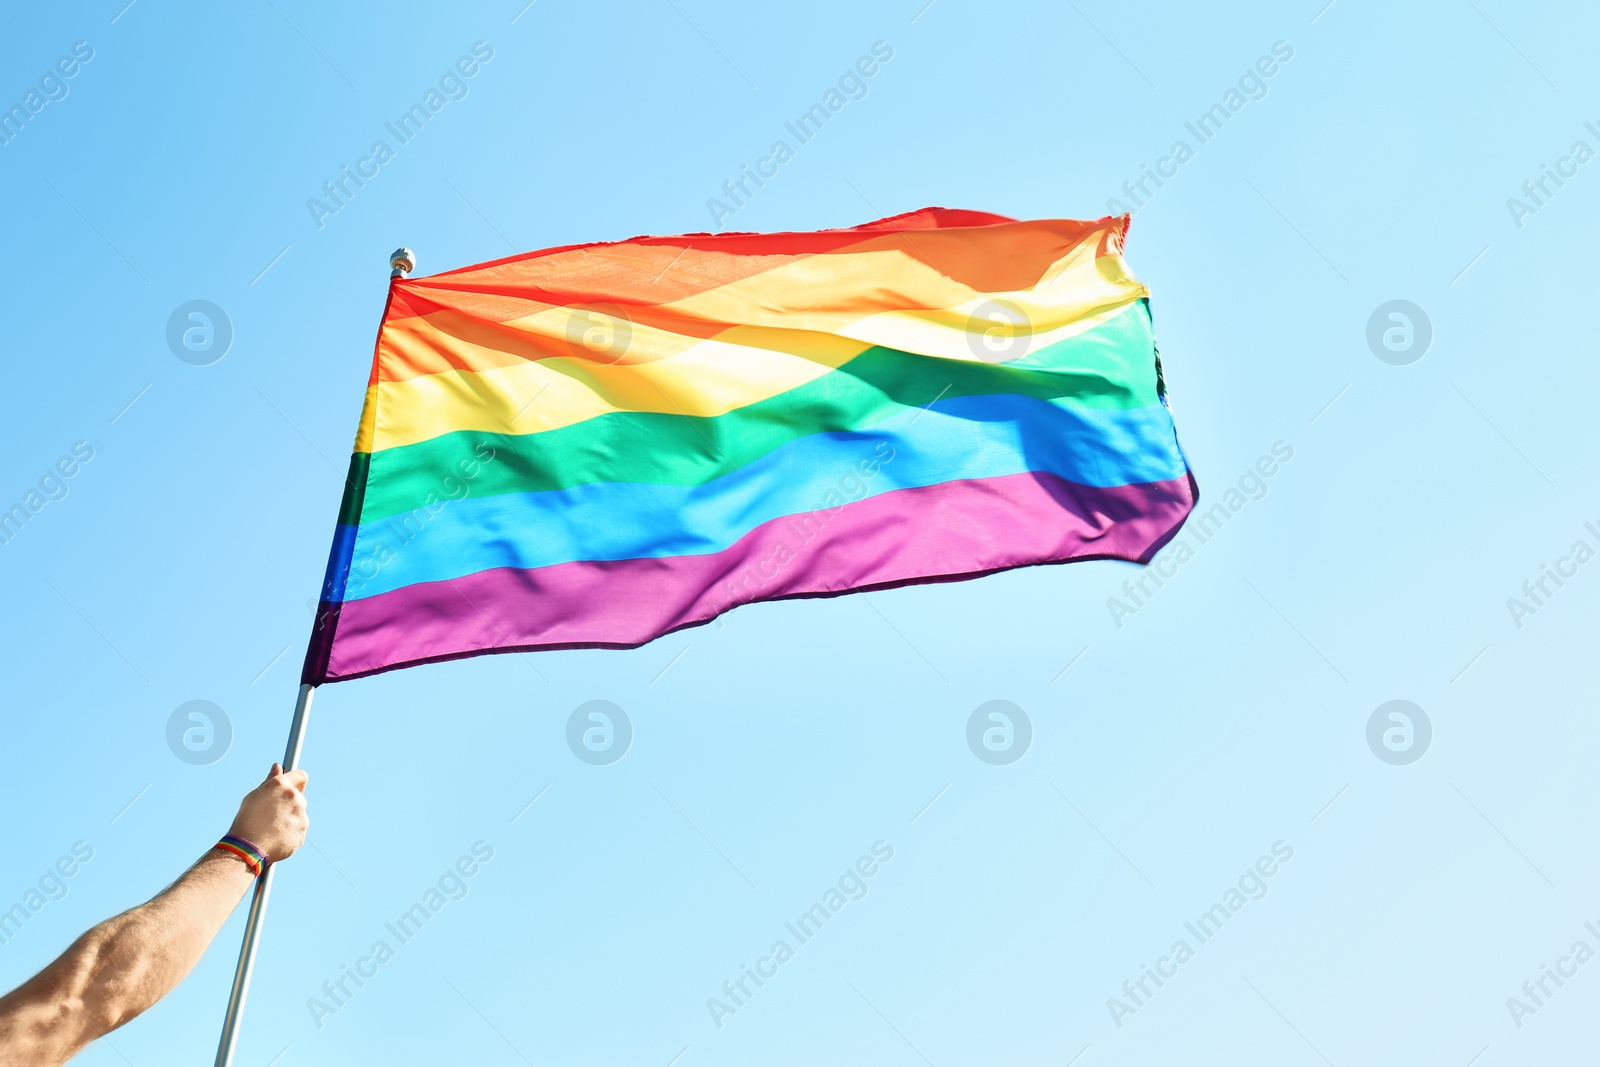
[
  {"x1": 213, "y1": 250, "x2": 408, "y2": 1066},
  {"x1": 213, "y1": 682, "x2": 316, "y2": 1067}
]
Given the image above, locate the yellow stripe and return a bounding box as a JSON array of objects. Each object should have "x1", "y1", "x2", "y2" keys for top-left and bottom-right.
[
  {"x1": 358, "y1": 302, "x2": 1147, "y2": 453},
  {"x1": 360, "y1": 328, "x2": 870, "y2": 452},
  {"x1": 816, "y1": 248, "x2": 1146, "y2": 360},
  {"x1": 662, "y1": 224, "x2": 1141, "y2": 336}
]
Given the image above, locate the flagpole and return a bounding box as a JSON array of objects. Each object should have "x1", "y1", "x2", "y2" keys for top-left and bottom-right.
[
  {"x1": 212, "y1": 682, "x2": 316, "y2": 1067},
  {"x1": 211, "y1": 247, "x2": 413, "y2": 1066}
]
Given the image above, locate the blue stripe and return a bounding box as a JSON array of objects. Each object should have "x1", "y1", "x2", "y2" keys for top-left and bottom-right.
[
  {"x1": 318, "y1": 522, "x2": 359, "y2": 602},
  {"x1": 337, "y1": 392, "x2": 1187, "y2": 601}
]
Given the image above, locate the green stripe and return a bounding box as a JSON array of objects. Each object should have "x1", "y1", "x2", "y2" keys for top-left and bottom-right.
[
  {"x1": 336, "y1": 452, "x2": 371, "y2": 527},
  {"x1": 356, "y1": 303, "x2": 1161, "y2": 522}
]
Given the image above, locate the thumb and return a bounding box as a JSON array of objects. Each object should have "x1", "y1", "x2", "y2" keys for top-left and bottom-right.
[{"x1": 266, "y1": 762, "x2": 283, "y2": 782}]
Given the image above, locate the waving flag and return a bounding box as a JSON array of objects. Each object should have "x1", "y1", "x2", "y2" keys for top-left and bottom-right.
[{"x1": 301, "y1": 208, "x2": 1196, "y2": 683}]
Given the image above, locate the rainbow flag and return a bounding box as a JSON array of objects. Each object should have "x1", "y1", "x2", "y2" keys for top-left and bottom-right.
[{"x1": 302, "y1": 208, "x2": 1196, "y2": 683}]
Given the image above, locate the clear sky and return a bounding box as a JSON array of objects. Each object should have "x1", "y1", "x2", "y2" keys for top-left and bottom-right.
[{"x1": 2, "y1": 1, "x2": 1597, "y2": 1064}]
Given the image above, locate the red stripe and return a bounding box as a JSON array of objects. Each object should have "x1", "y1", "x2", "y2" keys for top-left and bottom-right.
[{"x1": 383, "y1": 211, "x2": 1130, "y2": 328}]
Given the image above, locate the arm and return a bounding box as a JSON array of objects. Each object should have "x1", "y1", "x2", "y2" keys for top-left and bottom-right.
[{"x1": 0, "y1": 764, "x2": 309, "y2": 1067}]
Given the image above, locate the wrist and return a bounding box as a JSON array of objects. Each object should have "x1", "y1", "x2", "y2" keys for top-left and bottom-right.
[
  {"x1": 194, "y1": 849, "x2": 257, "y2": 892},
  {"x1": 213, "y1": 834, "x2": 269, "y2": 876}
]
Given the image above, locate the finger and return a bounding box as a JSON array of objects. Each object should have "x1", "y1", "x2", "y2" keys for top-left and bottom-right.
[
  {"x1": 267, "y1": 762, "x2": 284, "y2": 782},
  {"x1": 282, "y1": 769, "x2": 309, "y2": 793}
]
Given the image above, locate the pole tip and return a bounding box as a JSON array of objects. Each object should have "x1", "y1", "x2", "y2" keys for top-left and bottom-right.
[{"x1": 390, "y1": 247, "x2": 416, "y2": 278}]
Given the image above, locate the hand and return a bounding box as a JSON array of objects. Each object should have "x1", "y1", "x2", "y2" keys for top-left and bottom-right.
[{"x1": 226, "y1": 764, "x2": 309, "y2": 863}]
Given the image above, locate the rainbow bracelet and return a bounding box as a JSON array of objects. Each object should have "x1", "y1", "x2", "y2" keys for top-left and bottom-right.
[{"x1": 214, "y1": 835, "x2": 267, "y2": 876}]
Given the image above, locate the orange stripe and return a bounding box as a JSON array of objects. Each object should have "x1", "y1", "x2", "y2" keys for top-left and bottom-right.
[
  {"x1": 376, "y1": 216, "x2": 1134, "y2": 382},
  {"x1": 383, "y1": 214, "x2": 1128, "y2": 329}
]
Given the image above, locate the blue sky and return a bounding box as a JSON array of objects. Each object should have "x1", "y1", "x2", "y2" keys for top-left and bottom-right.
[{"x1": 2, "y1": 1, "x2": 1598, "y2": 1064}]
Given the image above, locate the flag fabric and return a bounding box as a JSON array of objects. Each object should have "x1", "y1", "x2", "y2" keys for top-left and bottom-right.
[{"x1": 301, "y1": 207, "x2": 1197, "y2": 683}]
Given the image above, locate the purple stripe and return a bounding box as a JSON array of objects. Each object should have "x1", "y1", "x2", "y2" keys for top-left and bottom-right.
[{"x1": 303, "y1": 471, "x2": 1196, "y2": 683}]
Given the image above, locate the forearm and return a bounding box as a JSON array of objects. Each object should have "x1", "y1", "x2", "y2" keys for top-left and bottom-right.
[
  {"x1": 0, "y1": 850, "x2": 254, "y2": 1066},
  {"x1": 0, "y1": 764, "x2": 307, "y2": 1067},
  {"x1": 77, "y1": 851, "x2": 255, "y2": 1027}
]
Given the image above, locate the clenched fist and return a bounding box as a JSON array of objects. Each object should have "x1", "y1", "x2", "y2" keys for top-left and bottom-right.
[{"x1": 226, "y1": 764, "x2": 309, "y2": 863}]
